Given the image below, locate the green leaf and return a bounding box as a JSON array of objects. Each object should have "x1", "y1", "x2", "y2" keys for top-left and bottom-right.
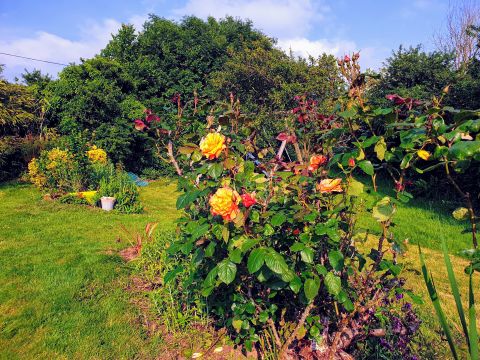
[
  {"x1": 358, "y1": 160, "x2": 374, "y2": 175},
  {"x1": 250, "y1": 210, "x2": 260, "y2": 223},
  {"x1": 217, "y1": 260, "x2": 237, "y2": 285},
  {"x1": 442, "y1": 239, "x2": 470, "y2": 353},
  {"x1": 374, "y1": 137, "x2": 387, "y2": 161},
  {"x1": 347, "y1": 178, "x2": 364, "y2": 196},
  {"x1": 164, "y1": 265, "x2": 184, "y2": 284},
  {"x1": 265, "y1": 249, "x2": 290, "y2": 276},
  {"x1": 259, "y1": 311, "x2": 269, "y2": 323},
  {"x1": 290, "y1": 242, "x2": 305, "y2": 252},
  {"x1": 264, "y1": 224, "x2": 275, "y2": 236},
  {"x1": 247, "y1": 248, "x2": 266, "y2": 274},
  {"x1": 176, "y1": 190, "x2": 201, "y2": 209},
  {"x1": 468, "y1": 270, "x2": 478, "y2": 359},
  {"x1": 232, "y1": 319, "x2": 243, "y2": 333},
  {"x1": 203, "y1": 266, "x2": 218, "y2": 288},
  {"x1": 300, "y1": 247, "x2": 314, "y2": 263},
  {"x1": 325, "y1": 272, "x2": 341, "y2": 296},
  {"x1": 222, "y1": 226, "x2": 230, "y2": 242},
  {"x1": 328, "y1": 250, "x2": 344, "y2": 271},
  {"x1": 449, "y1": 141, "x2": 480, "y2": 160},
  {"x1": 191, "y1": 223, "x2": 210, "y2": 241},
  {"x1": 372, "y1": 197, "x2": 395, "y2": 222},
  {"x1": 338, "y1": 108, "x2": 357, "y2": 119},
  {"x1": 419, "y1": 245, "x2": 459, "y2": 359},
  {"x1": 304, "y1": 276, "x2": 321, "y2": 302},
  {"x1": 315, "y1": 264, "x2": 327, "y2": 276},
  {"x1": 205, "y1": 241, "x2": 216, "y2": 257},
  {"x1": 400, "y1": 153, "x2": 413, "y2": 169},
  {"x1": 289, "y1": 276, "x2": 302, "y2": 294},
  {"x1": 208, "y1": 163, "x2": 224, "y2": 179},
  {"x1": 229, "y1": 248, "x2": 243, "y2": 264},
  {"x1": 271, "y1": 212, "x2": 287, "y2": 227}
]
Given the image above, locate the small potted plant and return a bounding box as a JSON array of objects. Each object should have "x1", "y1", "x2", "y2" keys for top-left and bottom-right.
[
  {"x1": 100, "y1": 196, "x2": 116, "y2": 211},
  {"x1": 98, "y1": 175, "x2": 117, "y2": 211}
]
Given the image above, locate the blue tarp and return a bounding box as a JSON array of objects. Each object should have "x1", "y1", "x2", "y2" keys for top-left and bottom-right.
[{"x1": 127, "y1": 172, "x2": 149, "y2": 187}]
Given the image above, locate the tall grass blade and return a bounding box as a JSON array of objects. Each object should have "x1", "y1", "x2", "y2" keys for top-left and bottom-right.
[
  {"x1": 468, "y1": 270, "x2": 479, "y2": 360},
  {"x1": 419, "y1": 245, "x2": 459, "y2": 360},
  {"x1": 442, "y1": 238, "x2": 470, "y2": 349}
]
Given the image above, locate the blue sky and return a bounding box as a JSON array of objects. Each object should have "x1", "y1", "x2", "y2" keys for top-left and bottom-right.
[{"x1": 0, "y1": 0, "x2": 450, "y2": 81}]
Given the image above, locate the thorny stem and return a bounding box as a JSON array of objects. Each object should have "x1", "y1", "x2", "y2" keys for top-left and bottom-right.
[{"x1": 167, "y1": 141, "x2": 183, "y2": 176}]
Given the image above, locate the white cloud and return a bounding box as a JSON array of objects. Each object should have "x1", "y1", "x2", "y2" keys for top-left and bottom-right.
[
  {"x1": 0, "y1": 17, "x2": 145, "y2": 81},
  {"x1": 171, "y1": 0, "x2": 328, "y2": 38},
  {"x1": 277, "y1": 37, "x2": 356, "y2": 58},
  {"x1": 277, "y1": 38, "x2": 386, "y2": 70}
]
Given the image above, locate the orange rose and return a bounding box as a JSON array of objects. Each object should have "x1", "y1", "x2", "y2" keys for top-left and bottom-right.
[
  {"x1": 209, "y1": 187, "x2": 241, "y2": 221},
  {"x1": 308, "y1": 155, "x2": 327, "y2": 171},
  {"x1": 318, "y1": 178, "x2": 343, "y2": 193},
  {"x1": 200, "y1": 132, "x2": 226, "y2": 159}
]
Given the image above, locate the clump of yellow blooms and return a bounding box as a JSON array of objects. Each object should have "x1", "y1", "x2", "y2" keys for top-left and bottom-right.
[
  {"x1": 27, "y1": 158, "x2": 46, "y2": 188},
  {"x1": 46, "y1": 148, "x2": 71, "y2": 170},
  {"x1": 86, "y1": 145, "x2": 107, "y2": 164},
  {"x1": 200, "y1": 132, "x2": 226, "y2": 159}
]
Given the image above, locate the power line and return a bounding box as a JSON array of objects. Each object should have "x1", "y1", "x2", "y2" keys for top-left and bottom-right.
[{"x1": 0, "y1": 52, "x2": 68, "y2": 66}]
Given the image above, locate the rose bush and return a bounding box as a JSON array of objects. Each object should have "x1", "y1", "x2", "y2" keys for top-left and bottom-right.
[{"x1": 139, "y1": 88, "x2": 422, "y2": 358}]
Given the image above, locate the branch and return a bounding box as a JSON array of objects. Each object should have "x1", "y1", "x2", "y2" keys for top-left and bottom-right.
[
  {"x1": 278, "y1": 302, "x2": 315, "y2": 358},
  {"x1": 166, "y1": 140, "x2": 183, "y2": 176}
]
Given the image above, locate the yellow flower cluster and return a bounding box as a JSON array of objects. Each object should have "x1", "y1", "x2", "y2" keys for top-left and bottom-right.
[
  {"x1": 200, "y1": 132, "x2": 226, "y2": 160},
  {"x1": 87, "y1": 145, "x2": 108, "y2": 164},
  {"x1": 209, "y1": 187, "x2": 241, "y2": 221},
  {"x1": 27, "y1": 158, "x2": 46, "y2": 188},
  {"x1": 46, "y1": 148, "x2": 71, "y2": 170}
]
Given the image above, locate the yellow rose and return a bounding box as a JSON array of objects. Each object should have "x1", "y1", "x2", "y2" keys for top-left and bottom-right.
[
  {"x1": 200, "y1": 132, "x2": 226, "y2": 159},
  {"x1": 209, "y1": 187, "x2": 241, "y2": 221},
  {"x1": 318, "y1": 178, "x2": 343, "y2": 193},
  {"x1": 417, "y1": 150, "x2": 430, "y2": 160}
]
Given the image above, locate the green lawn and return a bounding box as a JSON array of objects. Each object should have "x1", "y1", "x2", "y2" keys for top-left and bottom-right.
[
  {"x1": 0, "y1": 180, "x2": 476, "y2": 359},
  {"x1": 0, "y1": 181, "x2": 178, "y2": 359}
]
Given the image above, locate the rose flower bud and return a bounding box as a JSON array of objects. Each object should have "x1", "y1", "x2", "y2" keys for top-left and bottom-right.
[{"x1": 241, "y1": 192, "x2": 257, "y2": 208}]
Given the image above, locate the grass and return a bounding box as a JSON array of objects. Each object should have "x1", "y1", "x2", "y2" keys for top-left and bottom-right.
[
  {"x1": 0, "y1": 179, "x2": 477, "y2": 359},
  {"x1": 0, "y1": 180, "x2": 178, "y2": 359}
]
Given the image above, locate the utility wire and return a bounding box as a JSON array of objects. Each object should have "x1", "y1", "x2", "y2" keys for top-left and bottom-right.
[{"x1": 0, "y1": 52, "x2": 68, "y2": 66}]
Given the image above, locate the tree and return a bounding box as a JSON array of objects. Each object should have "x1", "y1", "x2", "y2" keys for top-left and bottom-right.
[
  {"x1": 21, "y1": 69, "x2": 52, "y2": 92},
  {"x1": 211, "y1": 39, "x2": 342, "y2": 112},
  {"x1": 434, "y1": 0, "x2": 480, "y2": 71},
  {"x1": 370, "y1": 45, "x2": 456, "y2": 104},
  {"x1": 46, "y1": 57, "x2": 151, "y2": 169}
]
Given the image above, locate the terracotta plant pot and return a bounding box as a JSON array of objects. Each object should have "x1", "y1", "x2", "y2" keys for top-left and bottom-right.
[{"x1": 100, "y1": 196, "x2": 116, "y2": 211}]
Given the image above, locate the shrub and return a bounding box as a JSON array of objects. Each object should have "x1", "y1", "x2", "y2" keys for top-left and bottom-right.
[
  {"x1": 28, "y1": 147, "x2": 83, "y2": 193},
  {"x1": 94, "y1": 164, "x2": 143, "y2": 213},
  {"x1": 146, "y1": 87, "x2": 421, "y2": 358}
]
